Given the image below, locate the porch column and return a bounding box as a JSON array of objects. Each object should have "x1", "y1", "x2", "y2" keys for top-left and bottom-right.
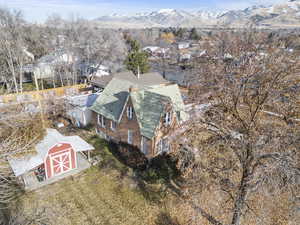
[{"x1": 88, "y1": 151, "x2": 91, "y2": 162}]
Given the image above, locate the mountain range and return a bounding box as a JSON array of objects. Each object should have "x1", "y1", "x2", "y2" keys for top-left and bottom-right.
[{"x1": 95, "y1": 0, "x2": 300, "y2": 28}]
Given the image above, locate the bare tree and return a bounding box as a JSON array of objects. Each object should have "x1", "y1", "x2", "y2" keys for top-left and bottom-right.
[
  {"x1": 0, "y1": 8, "x2": 28, "y2": 93},
  {"x1": 175, "y1": 30, "x2": 300, "y2": 225},
  {"x1": 0, "y1": 113, "x2": 45, "y2": 205}
]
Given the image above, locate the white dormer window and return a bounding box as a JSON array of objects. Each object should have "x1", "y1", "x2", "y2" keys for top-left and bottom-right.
[
  {"x1": 111, "y1": 121, "x2": 116, "y2": 131},
  {"x1": 97, "y1": 114, "x2": 106, "y2": 128},
  {"x1": 127, "y1": 106, "x2": 133, "y2": 119},
  {"x1": 164, "y1": 112, "x2": 172, "y2": 125}
]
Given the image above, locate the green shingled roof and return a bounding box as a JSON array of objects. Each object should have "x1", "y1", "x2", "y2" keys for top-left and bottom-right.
[
  {"x1": 131, "y1": 90, "x2": 171, "y2": 139},
  {"x1": 146, "y1": 84, "x2": 189, "y2": 122},
  {"x1": 90, "y1": 78, "x2": 188, "y2": 139},
  {"x1": 89, "y1": 78, "x2": 133, "y2": 122}
]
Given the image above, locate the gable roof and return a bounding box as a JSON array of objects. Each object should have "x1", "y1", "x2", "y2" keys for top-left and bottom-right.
[
  {"x1": 147, "y1": 84, "x2": 189, "y2": 121},
  {"x1": 131, "y1": 84, "x2": 189, "y2": 139},
  {"x1": 89, "y1": 78, "x2": 133, "y2": 122},
  {"x1": 8, "y1": 129, "x2": 94, "y2": 177},
  {"x1": 131, "y1": 90, "x2": 171, "y2": 139},
  {"x1": 90, "y1": 76, "x2": 189, "y2": 139}
]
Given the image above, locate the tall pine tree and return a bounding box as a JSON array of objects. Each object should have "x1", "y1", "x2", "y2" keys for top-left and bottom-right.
[{"x1": 125, "y1": 39, "x2": 150, "y2": 75}]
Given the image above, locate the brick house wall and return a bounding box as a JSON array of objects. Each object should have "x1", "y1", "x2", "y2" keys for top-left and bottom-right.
[
  {"x1": 152, "y1": 103, "x2": 179, "y2": 157},
  {"x1": 92, "y1": 97, "x2": 180, "y2": 158}
]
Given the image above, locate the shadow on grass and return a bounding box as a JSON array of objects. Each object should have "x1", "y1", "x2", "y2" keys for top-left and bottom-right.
[
  {"x1": 108, "y1": 141, "x2": 148, "y2": 170},
  {"x1": 155, "y1": 212, "x2": 182, "y2": 225},
  {"x1": 88, "y1": 135, "x2": 184, "y2": 203}
]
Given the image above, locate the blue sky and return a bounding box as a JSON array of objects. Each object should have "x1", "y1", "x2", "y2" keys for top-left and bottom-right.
[{"x1": 0, "y1": 0, "x2": 287, "y2": 22}]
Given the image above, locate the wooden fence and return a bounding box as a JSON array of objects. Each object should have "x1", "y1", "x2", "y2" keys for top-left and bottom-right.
[{"x1": 0, "y1": 84, "x2": 87, "y2": 104}]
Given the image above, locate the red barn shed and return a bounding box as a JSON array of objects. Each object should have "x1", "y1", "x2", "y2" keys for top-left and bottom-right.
[
  {"x1": 45, "y1": 143, "x2": 77, "y2": 179},
  {"x1": 8, "y1": 129, "x2": 94, "y2": 190}
]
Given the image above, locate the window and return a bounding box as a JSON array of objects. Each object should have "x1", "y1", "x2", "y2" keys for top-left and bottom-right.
[
  {"x1": 176, "y1": 111, "x2": 180, "y2": 121},
  {"x1": 127, "y1": 106, "x2": 133, "y2": 119},
  {"x1": 141, "y1": 136, "x2": 148, "y2": 155},
  {"x1": 128, "y1": 130, "x2": 133, "y2": 144},
  {"x1": 157, "y1": 138, "x2": 170, "y2": 154},
  {"x1": 97, "y1": 114, "x2": 106, "y2": 128},
  {"x1": 111, "y1": 121, "x2": 116, "y2": 131},
  {"x1": 158, "y1": 139, "x2": 163, "y2": 153},
  {"x1": 163, "y1": 111, "x2": 172, "y2": 125}
]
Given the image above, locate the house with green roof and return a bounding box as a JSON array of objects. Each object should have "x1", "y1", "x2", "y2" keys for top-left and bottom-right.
[{"x1": 89, "y1": 75, "x2": 188, "y2": 158}]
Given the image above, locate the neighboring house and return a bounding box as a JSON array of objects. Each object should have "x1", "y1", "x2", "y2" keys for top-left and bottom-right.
[
  {"x1": 91, "y1": 65, "x2": 110, "y2": 78},
  {"x1": 143, "y1": 46, "x2": 169, "y2": 58},
  {"x1": 90, "y1": 71, "x2": 169, "y2": 92},
  {"x1": 77, "y1": 63, "x2": 110, "y2": 80},
  {"x1": 23, "y1": 49, "x2": 77, "y2": 81},
  {"x1": 66, "y1": 93, "x2": 100, "y2": 127},
  {"x1": 143, "y1": 46, "x2": 160, "y2": 54},
  {"x1": 180, "y1": 53, "x2": 192, "y2": 62},
  {"x1": 89, "y1": 75, "x2": 188, "y2": 158},
  {"x1": 8, "y1": 129, "x2": 94, "y2": 190},
  {"x1": 178, "y1": 42, "x2": 190, "y2": 50}
]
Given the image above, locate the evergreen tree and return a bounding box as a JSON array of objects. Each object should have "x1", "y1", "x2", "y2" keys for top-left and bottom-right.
[
  {"x1": 175, "y1": 28, "x2": 185, "y2": 39},
  {"x1": 125, "y1": 39, "x2": 150, "y2": 75},
  {"x1": 190, "y1": 28, "x2": 200, "y2": 40}
]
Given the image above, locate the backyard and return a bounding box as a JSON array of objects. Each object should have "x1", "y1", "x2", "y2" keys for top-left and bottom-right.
[{"x1": 9, "y1": 131, "x2": 190, "y2": 225}]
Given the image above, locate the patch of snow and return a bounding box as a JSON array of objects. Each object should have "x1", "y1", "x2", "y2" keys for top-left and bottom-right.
[{"x1": 158, "y1": 9, "x2": 176, "y2": 14}]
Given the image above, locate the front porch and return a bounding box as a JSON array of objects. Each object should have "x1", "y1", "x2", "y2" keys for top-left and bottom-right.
[{"x1": 22, "y1": 152, "x2": 91, "y2": 191}]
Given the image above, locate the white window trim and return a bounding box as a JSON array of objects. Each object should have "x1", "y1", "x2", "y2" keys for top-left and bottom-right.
[
  {"x1": 111, "y1": 121, "x2": 116, "y2": 131},
  {"x1": 98, "y1": 115, "x2": 105, "y2": 128},
  {"x1": 97, "y1": 114, "x2": 101, "y2": 125},
  {"x1": 127, "y1": 106, "x2": 133, "y2": 119},
  {"x1": 128, "y1": 130, "x2": 133, "y2": 144}
]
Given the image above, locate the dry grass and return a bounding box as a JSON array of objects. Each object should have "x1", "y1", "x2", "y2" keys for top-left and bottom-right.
[
  {"x1": 15, "y1": 167, "x2": 160, "y2": 225},
  {"x1": 12, "y1": 165, "x2": 191, "y2": 225}
]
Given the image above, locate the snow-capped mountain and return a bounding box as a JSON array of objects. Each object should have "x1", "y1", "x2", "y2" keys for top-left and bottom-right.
[
  {"x1": 95, "y1": 1, "x2": 300, "y2": 28},
  {"x1": 95, "y1": 8, "x2": 223, "y2": 28},
  {"x1": 218, "y1": 0, "x2": 300, "y2": 27}
]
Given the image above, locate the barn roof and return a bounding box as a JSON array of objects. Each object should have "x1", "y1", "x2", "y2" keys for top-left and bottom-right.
[{"x1": 8, "y1": 129, "x2": 94, "y2": 177}]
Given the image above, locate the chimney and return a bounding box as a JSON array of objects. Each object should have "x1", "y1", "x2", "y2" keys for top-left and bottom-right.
[{"x1": 129, "y1": 85, "x2": 139, "y2": 93}]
